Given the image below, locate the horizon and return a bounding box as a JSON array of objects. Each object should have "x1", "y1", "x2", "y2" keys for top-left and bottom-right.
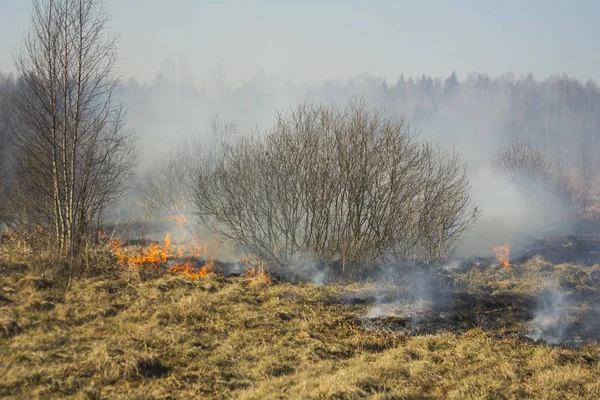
[{"x1": 1, "y1": 0, "x2": 600, "y2": 86}]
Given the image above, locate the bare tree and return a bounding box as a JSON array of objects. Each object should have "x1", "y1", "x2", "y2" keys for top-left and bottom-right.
[
  {"x1": 11, "y1": 0, "x2": 135, "y2": 255},
  {"x1": 192, "y1": 101, "x2": 479, "y2": 280},
  {"x1": 0, "y1": 75, "x2": 11, "y2": 199},
  {"x1": 574, "y1": 143, "x2": 597, "y2": 218}
]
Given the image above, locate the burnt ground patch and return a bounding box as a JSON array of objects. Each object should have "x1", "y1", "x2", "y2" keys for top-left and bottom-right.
[
  {"x1": 516, "y1": 233, "x2": 600, "y2": 266},
  {"x1": 358, "y1": 291, "x2": 600, "y2": 347},
  {"x1": 354, "y1": 259, "x2": 600, "y2": 348}
]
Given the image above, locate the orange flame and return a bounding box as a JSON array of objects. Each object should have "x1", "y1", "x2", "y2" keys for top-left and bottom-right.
[
  {"x1": 109, "y1": 239, "x2": 127, "y2": 264},
  {"x1": 109, "y1": 232, "x2": 222, "y2": 281},
  {"x1": 493, "y1": 243, "x2": 511, "y2": 267},
  {"x1": 111, "y1": 233, "x2": 171, "y2": 269},
  {"x1": 109, "y1": 232, "x2": 277, "y2": 284},
  {"x1": 174, "y1": 232, "x2": 188, "y2": 245},
  {"x1": 189, "y1": 234, "x2": 208, "y2": 258},
  {"x1": 242, "y1": 257, "x2": 272, "y2": 284},
  {"x1": 167, "y1": 204, "x2": 188, "y2": 227},
  {"x1": 385, "y1": 305, "x2": 395, "y2": 318},
  {"x1": 245, "y1": 267, "x2": 272, "y2": 284},
  {"x1": 167, "y1": 214, "x2": 188, "y2": 227},
  {"x1": 167, "y1": 258, "x2": 214, "y2": 280}
]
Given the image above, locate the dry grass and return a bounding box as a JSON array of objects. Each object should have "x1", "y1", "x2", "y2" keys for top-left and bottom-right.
[{"x1": 1, "y1": 256, "x2": 600, "y2": 400}]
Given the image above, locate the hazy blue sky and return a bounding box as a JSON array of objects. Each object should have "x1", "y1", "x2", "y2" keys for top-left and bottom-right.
[{"x1": 1, "y1": 0, "x2": 599, "y2": 85}]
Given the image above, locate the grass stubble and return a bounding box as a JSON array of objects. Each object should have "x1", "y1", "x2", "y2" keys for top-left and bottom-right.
[{"x1": 1, "y1": 252, "x2": 600, "y2": 399}]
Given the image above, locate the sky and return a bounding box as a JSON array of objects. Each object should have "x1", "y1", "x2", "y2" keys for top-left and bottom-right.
[{"x1": 1, "y1": 0, "x2": 599, "y2": 86}]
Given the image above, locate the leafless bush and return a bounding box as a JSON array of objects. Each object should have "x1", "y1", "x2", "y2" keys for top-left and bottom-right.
[
  {"x1": 492, "y1": 139, "x2": 597, "y2": 222},
  {"x1": 192, "y1": 101, "x2": 479, "y2": 280},
  {"x1": 492, "y1": 140, "x2": 551, "y2": 186}
]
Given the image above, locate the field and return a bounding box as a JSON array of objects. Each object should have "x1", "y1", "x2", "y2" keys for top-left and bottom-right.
[{"x1": 1, "y1": 237, "x2": 600, "y2": 399}]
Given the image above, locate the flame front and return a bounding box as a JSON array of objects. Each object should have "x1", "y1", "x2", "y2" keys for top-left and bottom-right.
[
  {"x1": 493, "y1": 243, "x2": 511, "y2": 267},
  {"x1": 121, "y1": 233, "x2": 170, "y2": 269},
  {"x1": 108, "y1": 233, "x2": 272, "y2": 283},
  {"x1": 109, "y1": 232, "x2": 217, "y2": 279},
  {"x1": 109, "y1": 239, "x2": 127, "y2": 264},
  {"x1": 242, "y1": 257, "x2": 272, "y2": 284},
  {"x1": 167, "y1": 258, "x2": 214, "y2": 280}
]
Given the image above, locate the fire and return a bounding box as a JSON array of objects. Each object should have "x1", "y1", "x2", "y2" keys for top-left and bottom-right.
[
  {"x1": 190, "y1": 234, "x2": 208, "y2": 258},
  {"x1": 245, "y1": 267, "x2": 272, "y2": 284},
  {"x1": 242, "y1": 257, "x2": 272, "y2": 284},
  {"x1": 108, "y1": 232, "x2": 273, "y2": 284},
  {"x1": 167, "y1": 214, "x2": 188, "y2": 227},
  {"x1": 167, "y1": 258, "x2": 214, "y2": 280},
  {"x1": 109, "y1": 239, "x2": 127, "y2": 264},
  {"x1": 127, "y1": 233, "x2": 170, "y2": 268},
  {"x1": 109, "y1": 232, "x2": 222, "y2": 280},
  {"x1": 493, "y1": 243, "x2": 511, "y2": 267},
  {"x1": 110, "y1": 233, "x2": 171, "y2": 269},
  {"x1": 174, "y1": 232, "x2": 188, "y2": 245},
  {"x1": 167, "y1": 204, "x2": 189, "y2": 228},
  {"x1": 383, "y1": 305, "x2": 396, "y2": 318}
]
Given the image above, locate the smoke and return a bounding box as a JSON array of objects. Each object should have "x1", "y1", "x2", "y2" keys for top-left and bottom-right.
[
  {"x1": 457, "y1": 166, "x2": 571, "y2": 258},
  {"x1": 284, "y1": 255, "x2": 326, "y2": 286},
  {"x1": 98, "y1": 68, "x2": 600, "y2": 299},
  {"x1": 527, "y1": 286, "x2": 571, "y2": 345},
  {"x1": 365, "y1": 306, "x2": 387, "y2": 319},
  {"x1": 119, "y1": 71, "x2": 599, "y2": 255},
  {"x1": 365, "y1": 270, "x2": 438, "y2": 327}
]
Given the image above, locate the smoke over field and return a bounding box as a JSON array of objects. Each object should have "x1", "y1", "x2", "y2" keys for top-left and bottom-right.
[
  {"x1": 1, "y1": 1, "x2": 600, "y2": 398},
  {"x1": 114, "y1": 70, "x2": 600, "y2": 258}
]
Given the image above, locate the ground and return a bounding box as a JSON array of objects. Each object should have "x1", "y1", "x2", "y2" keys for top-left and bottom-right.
[{"x1": 1, "y1": 252, "x2": 600, "y2": 399}]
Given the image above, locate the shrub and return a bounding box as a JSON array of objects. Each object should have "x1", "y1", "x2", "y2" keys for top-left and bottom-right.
[
  {"x1": 192, "y1": 101, "x2": 479, "y2": 280},
  {"x1": 492, "y1": 139, "x2": 598, "y2": 222}
]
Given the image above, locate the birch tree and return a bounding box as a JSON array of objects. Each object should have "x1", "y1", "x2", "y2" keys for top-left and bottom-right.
[{"x1": 12, "y1": 0, "x2": 135, "y2": 254}]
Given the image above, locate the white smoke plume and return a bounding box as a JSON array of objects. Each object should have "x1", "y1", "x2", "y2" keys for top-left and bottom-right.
[{"x1": 527, "y1": 286, "x2": 571, "y2": 344}]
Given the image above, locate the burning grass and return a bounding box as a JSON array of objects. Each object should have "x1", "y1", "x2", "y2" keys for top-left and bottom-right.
[
  {"x1": 108, "y1": 233, "x2": 233, "y2": 282},
  {"x1": 107, "y1": 233, "x2": 274, "y2": 288},
  {"x1": 493, "y1": 242, "x2": 511, "y2": 267},
  {"x1": 1, "y1": 252, "x2": 600, "y2": 398},
  {"x1": 166, "y1": 258, "x2": 214, "y2": 280}
]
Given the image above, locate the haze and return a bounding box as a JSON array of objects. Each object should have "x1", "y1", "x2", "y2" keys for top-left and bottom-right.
[
  {"x1": 1, "y1": 0, "x2": 600, "y2": 258},
  {"x1": 1, "y1": 0, "x2": 599, "y2": 85}
]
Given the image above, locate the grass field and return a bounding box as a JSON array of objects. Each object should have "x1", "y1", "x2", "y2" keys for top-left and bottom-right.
[{"x1": 1, "y1": 248, "x2": 600, "y2": 399}]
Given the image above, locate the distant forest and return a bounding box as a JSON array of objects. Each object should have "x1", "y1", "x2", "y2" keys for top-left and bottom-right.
[
  {"x1": 2, "y1": 69, "x2": 599, "y2": 171},
  {"x1": 128, "y1": 71, "x2": 599, "y2": 172}
]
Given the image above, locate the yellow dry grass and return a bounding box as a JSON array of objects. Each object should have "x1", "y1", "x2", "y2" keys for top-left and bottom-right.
[{"x1": 1, "y1": 258, "x2": 600, "y2": 400}]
